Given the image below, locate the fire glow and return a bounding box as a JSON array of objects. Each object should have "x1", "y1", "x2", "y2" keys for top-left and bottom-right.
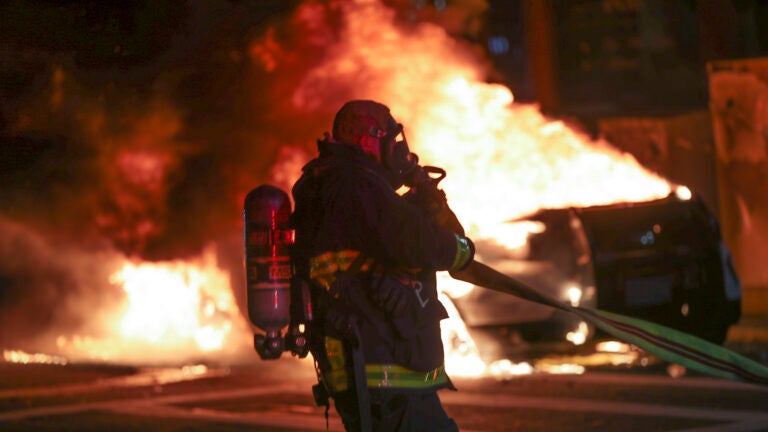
[
  {"x1": 52, "y1": 249, "x2": 251, "y2": 364},
  {"x1": 111, "y1": 253, "x2": 233, "y2": 351},
  {"x1": 5, "y1": 1, "x2": 673, "y2": 375}
]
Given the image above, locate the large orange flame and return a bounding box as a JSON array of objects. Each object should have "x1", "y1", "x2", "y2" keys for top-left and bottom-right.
[{"x1": 286, "y1": 0, "x2": 673, "y2": 376}]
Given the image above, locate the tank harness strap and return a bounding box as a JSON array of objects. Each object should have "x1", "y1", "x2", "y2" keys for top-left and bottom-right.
[
  {"x1": 351, "y1": 321, "x2": 372, "y2": 432},
  {"x1": 311, "y1": 250, "x2": 373, "y2": 432}
]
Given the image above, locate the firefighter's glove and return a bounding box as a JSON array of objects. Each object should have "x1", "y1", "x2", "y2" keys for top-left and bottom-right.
[
  {"x1": 368, "y1": 274, "x2": 417, "y2": 340},
  {"x1": 369, "y1": 274, "x2": 411, "y2": 316},
  {"x1": 404, "y1": 184, "x2": 447, "y2": 215},
  {"x1": 405, "y1": 186, "x2": 466, "y2": 236}
]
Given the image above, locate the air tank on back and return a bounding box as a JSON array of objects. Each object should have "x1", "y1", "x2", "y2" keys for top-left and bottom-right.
[{"x1": 243, "y1": 184, "x2": 293, "y2": 359}]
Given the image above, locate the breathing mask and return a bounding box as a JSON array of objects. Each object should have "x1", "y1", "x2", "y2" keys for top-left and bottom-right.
[{"x1": 379, "y1": 121, "x2": 420, "y2": 188}]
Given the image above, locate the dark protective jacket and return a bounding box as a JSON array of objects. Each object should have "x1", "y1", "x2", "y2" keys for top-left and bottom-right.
[{"x1": 291, "y1": 139, "x2": 473, "y2": 392}]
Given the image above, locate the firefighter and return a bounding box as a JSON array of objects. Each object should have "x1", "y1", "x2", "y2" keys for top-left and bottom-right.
[{"x1": 291, "y1": 100, "x2": 475, "y2": 431}]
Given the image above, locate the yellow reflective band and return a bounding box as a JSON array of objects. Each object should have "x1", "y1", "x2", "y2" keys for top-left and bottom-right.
[
  {"x1": 450, "y1": 234, "x2": 473, "y2": 271},
  {"x1": 311, "y1": 250, "x2": 359, "y2": 276},
  {"x1": 365, "y1": 364, "x2": 449, "y2": 389},
  {"x1": 309, "y1": 250, "x2": 374, "y2": 290},
  {"x1": 320, "y1": 338, "x2": 449, "y2": 392},
  {"x1": 323, "y1": 336, "x2": 349, "y2": 393}
]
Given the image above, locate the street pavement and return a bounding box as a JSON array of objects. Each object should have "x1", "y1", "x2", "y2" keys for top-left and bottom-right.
[
  {"x1": 1, "y1": 360, "x2": 767, "y2": 432},
  {"x1": 2, "y1": 326, "x2": 768, "y2": 432},
  {"x1": 1, "y1": 313, "x2": 766, "y2": 432}
]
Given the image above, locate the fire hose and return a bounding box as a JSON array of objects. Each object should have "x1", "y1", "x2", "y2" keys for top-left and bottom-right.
[{"x1": 451, "y1": 260, "x2": 768, "y2": 387}]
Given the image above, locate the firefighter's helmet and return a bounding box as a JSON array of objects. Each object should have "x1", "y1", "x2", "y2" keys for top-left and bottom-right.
[{"x1": 332, "y1": 100, "x2": 418, "y2": 187}]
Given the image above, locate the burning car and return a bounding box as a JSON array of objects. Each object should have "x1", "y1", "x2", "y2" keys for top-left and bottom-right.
[{"x1": 447, "y1": 190, "x2": 742, "y2": 351}]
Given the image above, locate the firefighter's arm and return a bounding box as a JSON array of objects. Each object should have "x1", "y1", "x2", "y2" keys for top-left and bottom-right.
[
  {"x1": 434, "y1": 201, "x2": 466, "y2": 237},
  {"x1": 401, "y1": 185, "x2": 475, "y2": 273},
  {"x1": 349, "y1": 177, "x2": 474, "y2": 338},
  {"x1": 372, "y1": 189, "x2": 474, "y2": 272},
  {"x1": 434, "y1": 197, "x2": 475, "y2": 272}
]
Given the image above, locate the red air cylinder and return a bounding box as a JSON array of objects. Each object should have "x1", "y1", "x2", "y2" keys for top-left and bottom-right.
[{"x1": 243, "y1": 185, "x2": 294, "y2": 359}]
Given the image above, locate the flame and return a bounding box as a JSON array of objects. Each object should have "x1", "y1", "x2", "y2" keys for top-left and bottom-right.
[
  {"x1": 565, "y1": 321, "x2": 591, "y2": 346},
  {"x1": 112, "y1": 256, "x2": 230, "y2": 350},
  {"x1": 284, "y1": 0, "x2": 675, "y2": 377},
  {"x1": 3, "y1": 350, "x2": 68, "y2": 365},
  {"x1": 439, "y1": 293, "x2": 486, "y2": 376},
  {"x1": 290, "y1": 2, "x2": 672, "y2": 242},
  {"x1": 403, "y1": 85, "x2": 672, "y2": 251},
  {"x1": 532, "y1": 340, "x2": 646, "y2": 370},
  {"x1": 52, "y1": 248, "x2": 251, "y2": 364}
]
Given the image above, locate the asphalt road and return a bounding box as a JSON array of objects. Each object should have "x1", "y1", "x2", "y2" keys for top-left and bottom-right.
[{"x1": 1, "y1": 353, "x2": 767, "y2": 432}]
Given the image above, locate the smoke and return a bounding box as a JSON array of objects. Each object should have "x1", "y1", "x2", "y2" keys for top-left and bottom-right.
[
  {"x1": 0, "y1": 0, "x2": 490, "y2": 354},
  {"x1": 0, "y1": 215, "x2": 124, "y2": 351},
  {"x1": 5, "y1": 3, "x2": 279, "y2": 259}
]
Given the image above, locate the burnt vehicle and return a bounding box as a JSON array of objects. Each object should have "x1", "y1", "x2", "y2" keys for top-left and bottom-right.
[{"x1": 447, "y1": 191, "x2": 742, "y2": 351}]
